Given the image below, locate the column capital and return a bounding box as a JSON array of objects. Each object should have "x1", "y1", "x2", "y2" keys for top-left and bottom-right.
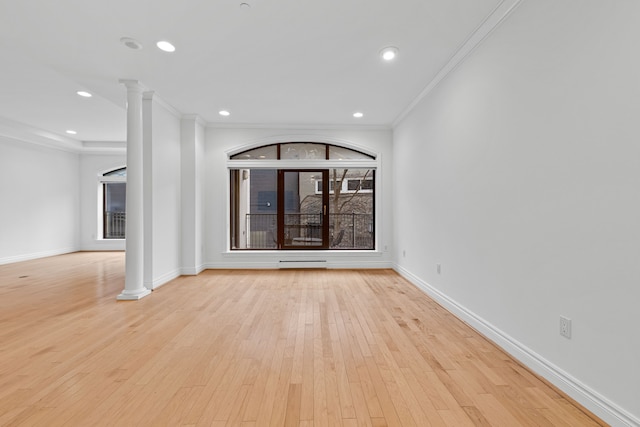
[
  {"x1": 181, "y1": 114, "x2": 206, "y2": 126},
  {"x1": 143, "y1": 90, "x2": 155, "y2": 101},
  {"x1": 119, "y1": 79, "x2": 144, "y2": 92}
]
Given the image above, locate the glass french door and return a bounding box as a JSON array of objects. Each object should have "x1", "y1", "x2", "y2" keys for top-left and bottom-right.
[
  {"x1": 278, "y1": 170, "x2": 329, "y2": 249},
  {"x1": 229, "y1": 165, "x2": 374, "y2": 250}
]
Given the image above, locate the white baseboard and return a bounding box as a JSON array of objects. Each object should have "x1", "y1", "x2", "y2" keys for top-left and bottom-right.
[
  {"x1": 81, "y1": 242, "x2": 126, "y2": 251},
  {"x1": 204, "y1": 261, "x2": 393, "y2": 270},
  {"x1": 394, "y1": 264, "x2": 639, "y2": 427},
  {"x1": 181, "y1": 264, "x2": 207, "y2": 276},
  {"x1": 146, "y1": 268, "x2": 182, "y2": 290},
  {"x1": 206, "y1": 257, "x2": 392, "y2": 270},
  {"x1": 0, "y1": 247, "x2": 79, "y2": 266},
  {"x1": 205, "y1": 261, "x2": 278, "y2": 269},
  {"x1": 327, "y1": 260, "x2": 392, "y2": 269},
  {"x1": 279, "y1": 260, "x2": 327, "y2": 269}
]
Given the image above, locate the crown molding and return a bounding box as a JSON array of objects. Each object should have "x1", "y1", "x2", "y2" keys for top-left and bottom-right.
[
  {"x1": 206, "y1": 122, "x2": 392, "y2": 132},
  {"x1": 0, "y1": 116, "x2": 128, "y2": 155},
  {"x1": 82, "y1": 141, "x2": 126, "y2": 148},
  {"x1": 0, "y1": 116, "x2": 83, "y2": 153},
  {"x1": 393, "y1": 0, "x2": 524, "y2": 128},
  {"x1": 81, "y1": 140, "x2": 127, "y2": 155}
]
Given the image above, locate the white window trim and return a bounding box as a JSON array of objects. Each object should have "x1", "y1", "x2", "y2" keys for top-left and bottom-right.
[
  {"x1": 97, "y1": 172, "x2": 126, "y2": 240},
  {"x1": 225, "y1": 143, "x2": 383, "y2": 254}
]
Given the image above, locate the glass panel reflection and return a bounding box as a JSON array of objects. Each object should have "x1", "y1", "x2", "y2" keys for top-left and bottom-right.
[
  {"x1": 231, "y1": 145, "x2": 278, "y2": 160},
  {"x1": 280, "y1": 143, "x2": 325, "y2": 160},
  {"x1": 329, "y1": 145, "x2": 373, "y2": 160}
]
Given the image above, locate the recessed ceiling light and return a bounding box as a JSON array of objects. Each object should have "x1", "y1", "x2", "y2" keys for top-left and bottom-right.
[
  {"x1": 240, "y1": 2, "x2": 251, "y2": 8},
  {"x1": 120, "y1": 37, "x2": 143, "y2": 50},
  {"x1": 353, "y1": 112, "x2": 364, "y2": 118},
  {"x1": 66, "y1": 130, "x2": 77, "y2": 135},
  {"x1": 380, "y1": 46, "x2": 399, "y2": 61},
  {"x1": 219, "y1": 110, "x2": 230, "y2": 116},
  {"x1": 76, "y1": 91, "x2": 92, "y2": 98},
  {"x1": 156, "y1": 40, "x2": 176, "y2": 52}
]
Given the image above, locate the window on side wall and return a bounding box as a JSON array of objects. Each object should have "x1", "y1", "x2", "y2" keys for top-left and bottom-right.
[{"x1": 100, "y1": 167, "x2": 126, "y2": 239}]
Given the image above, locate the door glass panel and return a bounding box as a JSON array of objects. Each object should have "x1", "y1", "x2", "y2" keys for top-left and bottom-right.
[
  {"x1": 328, "y1": 168, "x2": 374, "y2": 249},
  {"x1": 283, "y1": 171, "x2": 324, "y2": 247},
  {"x1": 230, "y1": 169, "x2": 278, "y2": 249}
]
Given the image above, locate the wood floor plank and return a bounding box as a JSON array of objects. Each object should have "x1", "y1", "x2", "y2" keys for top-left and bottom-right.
[
  {"x1": 284, "y1": 383, "x2": 302, "y2": 427},
  {"x1": 362, "y1": 354, "x2": 403, "y2": 427},
  {"x1": 0, "y1": 254, "x2": 606, "y2": 426},
  {"x1": 328, "y1": 309, "x2": 356, "y2": 420}
]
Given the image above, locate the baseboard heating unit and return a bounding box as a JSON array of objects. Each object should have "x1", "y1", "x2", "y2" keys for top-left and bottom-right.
[{"x1": 278, "y1": 260, "x2": 327, "y2": 269}]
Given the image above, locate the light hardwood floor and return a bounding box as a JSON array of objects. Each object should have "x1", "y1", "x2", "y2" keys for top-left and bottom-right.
[{"x1": 0, "y1": 252, "x2": 604, "y2": 426}]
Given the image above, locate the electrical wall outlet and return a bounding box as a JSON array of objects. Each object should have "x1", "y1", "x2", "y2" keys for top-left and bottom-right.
[{"x1": 560, "y1": 316, "x2": 572, "y2": 339}]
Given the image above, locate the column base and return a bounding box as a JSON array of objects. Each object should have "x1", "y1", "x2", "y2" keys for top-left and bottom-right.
[{"x1": 116, "y1": 288, "x2": 151, "y2": 301}]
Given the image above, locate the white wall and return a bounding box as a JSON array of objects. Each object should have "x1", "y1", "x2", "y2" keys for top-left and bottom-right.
[
  {"x1": 393, "y1": 1, "x2": 640, "y2": 425},
  {"x1": 146, "y1": 98, "x2": 182, "y2": 288},
  {"x1": 0, "y1": 136, "x2": 80, "y2": 264},
  {"x1": 204, "y1": 127, "x2": 393, "y2": 268},
  {"x1": 79, "y1": 153, "x2": 126, "y2": 251}
]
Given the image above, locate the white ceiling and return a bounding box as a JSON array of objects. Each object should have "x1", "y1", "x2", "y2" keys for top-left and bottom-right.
[{"x1": 0, "y1": 0, "x2": 502, "y2": 142}]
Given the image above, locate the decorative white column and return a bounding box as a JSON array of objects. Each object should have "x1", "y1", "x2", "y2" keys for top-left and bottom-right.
[
  {"x1": 180, "y1": 115, "x2": 204, "y2": 274},
  {"x1": 117, "y1": 80, "x2": 151, "y2": 301},
  {"x1": 142, "y1": 91, "x2": 155, "y2": 289}
]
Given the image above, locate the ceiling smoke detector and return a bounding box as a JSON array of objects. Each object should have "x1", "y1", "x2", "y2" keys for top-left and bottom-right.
[{"x1": 120, "y1": 37, "x2": 143, "y2": 50}]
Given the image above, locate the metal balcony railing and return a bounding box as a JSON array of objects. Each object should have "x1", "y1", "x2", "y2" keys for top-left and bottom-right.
[
  {"x1": 245, "y1": 213, "x2": 373, "y2": 249},
  {"x1": 104, "y1": 211, "x2": 126, "y2": 239}
]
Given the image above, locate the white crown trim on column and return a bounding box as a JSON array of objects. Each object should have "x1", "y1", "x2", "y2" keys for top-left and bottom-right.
[
  {"x1": 144, "y1": 91, "x2": 182, "y2": 119},
  {"x1": 181, "y1": 114, "x2": 207, "y2": 126}
]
